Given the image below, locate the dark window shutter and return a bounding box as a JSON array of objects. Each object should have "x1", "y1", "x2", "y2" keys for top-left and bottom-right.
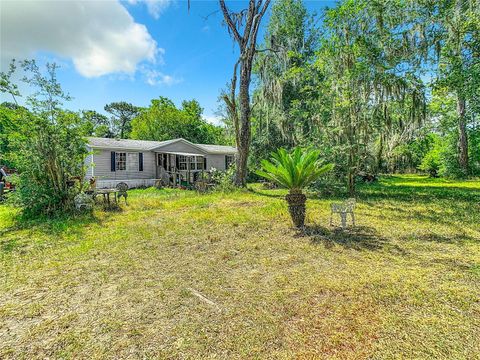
[
  {"x1": 204, "y1": 157, "x2": 207, "y2": 170},
  {"x1": 111, "y1": 152, "x2": 116, "y2": 172},
  {"x1": 175, "y1": 155, "x2": 179, "y2": 169},
  {"x1": 225, "y1": 155, "x2": 228, "y2": 169},
  {"x1": 139, "y1": 153, "x2": 144, "y2": 171}
]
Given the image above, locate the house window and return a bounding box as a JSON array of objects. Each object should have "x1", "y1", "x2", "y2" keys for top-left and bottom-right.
[
  {"x1": 178, "y1": 155, "x2": 188, "y2": 170},
  {"x1": 116, "y1": 152, "x2": 126, "y2": 171},
  {"x1": 177, "y1": 155, "x2": 205, "y2": 170},
  {"x1": 225, "y1": 155, "x2": 235, "y2": 169},
  {"x1": 196, "y1": 156, "x2": 204, "y2": 170}
]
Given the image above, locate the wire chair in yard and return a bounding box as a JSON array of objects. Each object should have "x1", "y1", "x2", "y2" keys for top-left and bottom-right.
[
  {"x1": 330, "y1": 198, "x2": 356, "y2": 229},
  {"x1": 116, "y1": 182, "x2": 129, "y2": 205},
  {"x1": 74, "y1": 193, "x2": 94, "y2": 212}
]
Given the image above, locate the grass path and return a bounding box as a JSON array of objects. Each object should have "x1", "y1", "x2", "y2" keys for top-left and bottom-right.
[{"x1": 1, "y1": 175, "x2": 479, "y2": 358}]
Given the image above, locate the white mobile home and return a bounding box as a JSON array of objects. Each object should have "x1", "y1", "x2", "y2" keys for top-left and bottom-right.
[{"x1": 85, "y1": 137, "x2": 236, "y2": 188}]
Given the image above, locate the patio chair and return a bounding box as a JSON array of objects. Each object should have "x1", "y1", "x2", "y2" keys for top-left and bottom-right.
[
  {"x1": 330, "y1": 198, "x2": 356, "y2": 229},
  {"x1": 116, "y1": 182, "x2": 128, "y2": 204}
]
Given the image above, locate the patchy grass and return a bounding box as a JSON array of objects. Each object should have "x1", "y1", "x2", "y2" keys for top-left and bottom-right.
[{"x1": 1, "y1": 175, "x2": 479, "y2": 359}]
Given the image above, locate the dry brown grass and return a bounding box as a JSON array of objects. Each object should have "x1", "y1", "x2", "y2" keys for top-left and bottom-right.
[{"x1": 1, "y1": 175, "x2": 479, "y2": 359}]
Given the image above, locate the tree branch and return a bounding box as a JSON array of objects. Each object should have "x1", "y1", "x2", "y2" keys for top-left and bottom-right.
[
  {"x1": 249, "y1": 0, "x2": 271, "y2": 52},
  {"x1": 201, "y1": 9, "x2": 220, "y2": 21},
  {"x1": 242, "y1": 0, "x2": 257, "y2": 48},
  {"x1": 228, "y1": 59, "x2": 241, "y2": 146},
  {"x1": 255, "y1": 47, "x2": 280, "y2": 54},
  {"x1": 219, "y1": 0, "x2": 243, "y2": 45}
]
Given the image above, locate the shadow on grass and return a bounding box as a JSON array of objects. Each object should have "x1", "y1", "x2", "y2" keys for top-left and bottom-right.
[
  {"x1": 360, "y1": 187, "x2": 480, "y2": 203},
  {"x1": 247, "y1": 187, "x2": 285, "y2": 199},
  {"x1": 248, "y1": 187, "x2": 345, "y2": 201},
  {"x1": 0, "y1": 204, "x2": 124, "y2": 255},
  {"x1": 400, "y1": 232, "x2": 478, "y2": 244},
  {"x1": 357, "y1": 175, "x2": 480, "y2": 203},
  {"x1": 251, "y1": 177, "x2": 480, "y2": 204},
  {"x1": 0, "y1": 214, "x2": 95, "y2": 254},
  {"x1": 297, "y1": 224, "x2": 408, "y2": 255},
  {"x1": 361, "y1": 196, "x2": 479, "y2": 229}
]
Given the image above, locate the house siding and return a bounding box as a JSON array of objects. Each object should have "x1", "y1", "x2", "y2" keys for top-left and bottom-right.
[
  {"x1": 206, "y1": 154, "x2": 228, "y2": 171},
  {"x1": 86, "y1": 149, "x2": 155, "y2": 180},
  {"x1": 85, "y1": 140, "x2": 236, "y2": 188},
  {"x1": 84, "y1": 149, "x2": 94, "y2": 178},
  {"x1": 155, "y1": 141, "x2": 207, "y2": 155}
]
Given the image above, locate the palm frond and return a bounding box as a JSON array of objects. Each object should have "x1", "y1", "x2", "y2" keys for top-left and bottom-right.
[{"x1": 256, "y1": 147, "x2": 334, "y2": 191}]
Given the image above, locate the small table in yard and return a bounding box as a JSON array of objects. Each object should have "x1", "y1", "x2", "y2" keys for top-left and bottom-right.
[{"x1": 96, "y1": 188, "x2": 119, "y2": 206}]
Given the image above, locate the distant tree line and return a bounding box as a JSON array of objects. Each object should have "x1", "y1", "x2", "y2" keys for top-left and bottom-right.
[
  {"x1": 77, "y1": 99, "x2": 229, "y2": 145},
  {"x1": 221, "y1": 0, "x2": 480, "y2": 194}
]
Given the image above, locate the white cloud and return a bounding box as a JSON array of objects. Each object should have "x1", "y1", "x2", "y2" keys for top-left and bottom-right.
[
  {"x1": 204, "y1": 115, "x2": 223, "y2": 125},
  {"x1": 128, "y1": 0, "x2": 173, "y2": 19},
  {"x1": 142, "y1": 67, "x2": 182, "y2": 86},
  {"x1": 145, "y1": 0, "x2": 172, "y2": 19},
  {"x1": 0, "y1": 0, "x2": 160, "y2": 77}
]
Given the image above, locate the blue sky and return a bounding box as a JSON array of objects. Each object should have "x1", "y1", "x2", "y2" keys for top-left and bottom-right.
[{"x1": 1, "y1": 0, "x2": 334, "y2": 124}]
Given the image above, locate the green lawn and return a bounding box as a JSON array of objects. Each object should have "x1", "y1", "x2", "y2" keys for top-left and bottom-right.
[{"x1": 1, "y1": 175, "x2": 479, "y2": 359}]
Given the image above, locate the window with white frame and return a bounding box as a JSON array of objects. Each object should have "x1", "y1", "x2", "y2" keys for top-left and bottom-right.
[
  {"x1": 225, "y1": 155, "x2": 235, "y2": 169},
  {"x1": 116, "y1": 152, "x2": 126, "y2": 171},
  {"x1": 196, "y1": 156, "x2": 204, "y2": 170},
  {"x1": 177, "y1": 155, "x2": 205, "y2": 170},
  {"x1": 178, "y1": 155, "x2": 188, "y2": 170},
  {"x1": 127, "y1": 152, "x2": 138, "y2": 171}
]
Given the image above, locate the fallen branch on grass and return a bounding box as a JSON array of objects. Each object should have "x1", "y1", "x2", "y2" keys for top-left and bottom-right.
[{"x1": 187, "y1": 287, "x2": 221, "y2": 310}]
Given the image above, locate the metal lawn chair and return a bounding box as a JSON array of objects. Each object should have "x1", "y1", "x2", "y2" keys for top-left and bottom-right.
[
  {"x1": 330, "y1": 198, "x2": 356, "y2": 229},
  {"x1": 116, "y1": 182, "x2": 128, "y2": 204}
]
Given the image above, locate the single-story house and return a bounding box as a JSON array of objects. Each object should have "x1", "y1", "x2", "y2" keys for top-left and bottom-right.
[{"x1": 85, "y1": 137, "x2": 237, "y2": 188}]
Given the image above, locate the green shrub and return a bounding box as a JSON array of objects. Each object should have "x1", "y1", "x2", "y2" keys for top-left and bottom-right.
[
  {"x1": 12, "y1": 114, "x2": 87, "y2": 216},
  {"x1": 210, "y1": 166, "x2": 237, "y2": 192},
  {"x1": 419, "y1": 147, "x2": 442, "y2": 177},
  {"x1": 2, "y1": 60, "x2": 88, "y2": 217}
]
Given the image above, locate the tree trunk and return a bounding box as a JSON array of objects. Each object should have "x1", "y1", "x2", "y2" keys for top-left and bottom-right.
[
  {"x1": 285, "y1": 190, "x2": 306, "y2": 228},
  {"x1": 376, "y1": 134, "x2": 383, "y2": 173},
  {"x1": 219, "y1": 0, "x2": 270, "y2": 187},
  {"x1": 346, "y1": 115, "x2": 356, "y2": 196},
  {"x1": 348, "y1": 145, "x2": 356, "y2": 196},
  {"x1": 235, "y1": 62, "x2": 252, "y2": 186},
  {"x1": 348, "y1": 171, "x2": 355, "y2": 197},
  {"x1": 457, "y1": 94, "x2": 468, "y2": 175}
]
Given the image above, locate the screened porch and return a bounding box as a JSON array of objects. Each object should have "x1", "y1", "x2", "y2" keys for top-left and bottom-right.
[{"x1": 155, "y1": 151, "x2": 208, "y2": 187}]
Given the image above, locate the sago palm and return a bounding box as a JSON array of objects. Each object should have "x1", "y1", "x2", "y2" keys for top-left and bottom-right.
[{"x1": 256, "y1": 148, "x2": 333, "y2": 228}]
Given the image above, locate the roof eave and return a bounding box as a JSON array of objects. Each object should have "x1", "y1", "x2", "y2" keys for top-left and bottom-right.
[
  {"x1": 208, "y1": 151, "x2": 237, "y2": 155},
  {"x1": 150, "y1": 138, "x2": 209, "y2": 154},
  {"x1": 87, "y1": 144, "x2": 150, "y2": 151}
]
